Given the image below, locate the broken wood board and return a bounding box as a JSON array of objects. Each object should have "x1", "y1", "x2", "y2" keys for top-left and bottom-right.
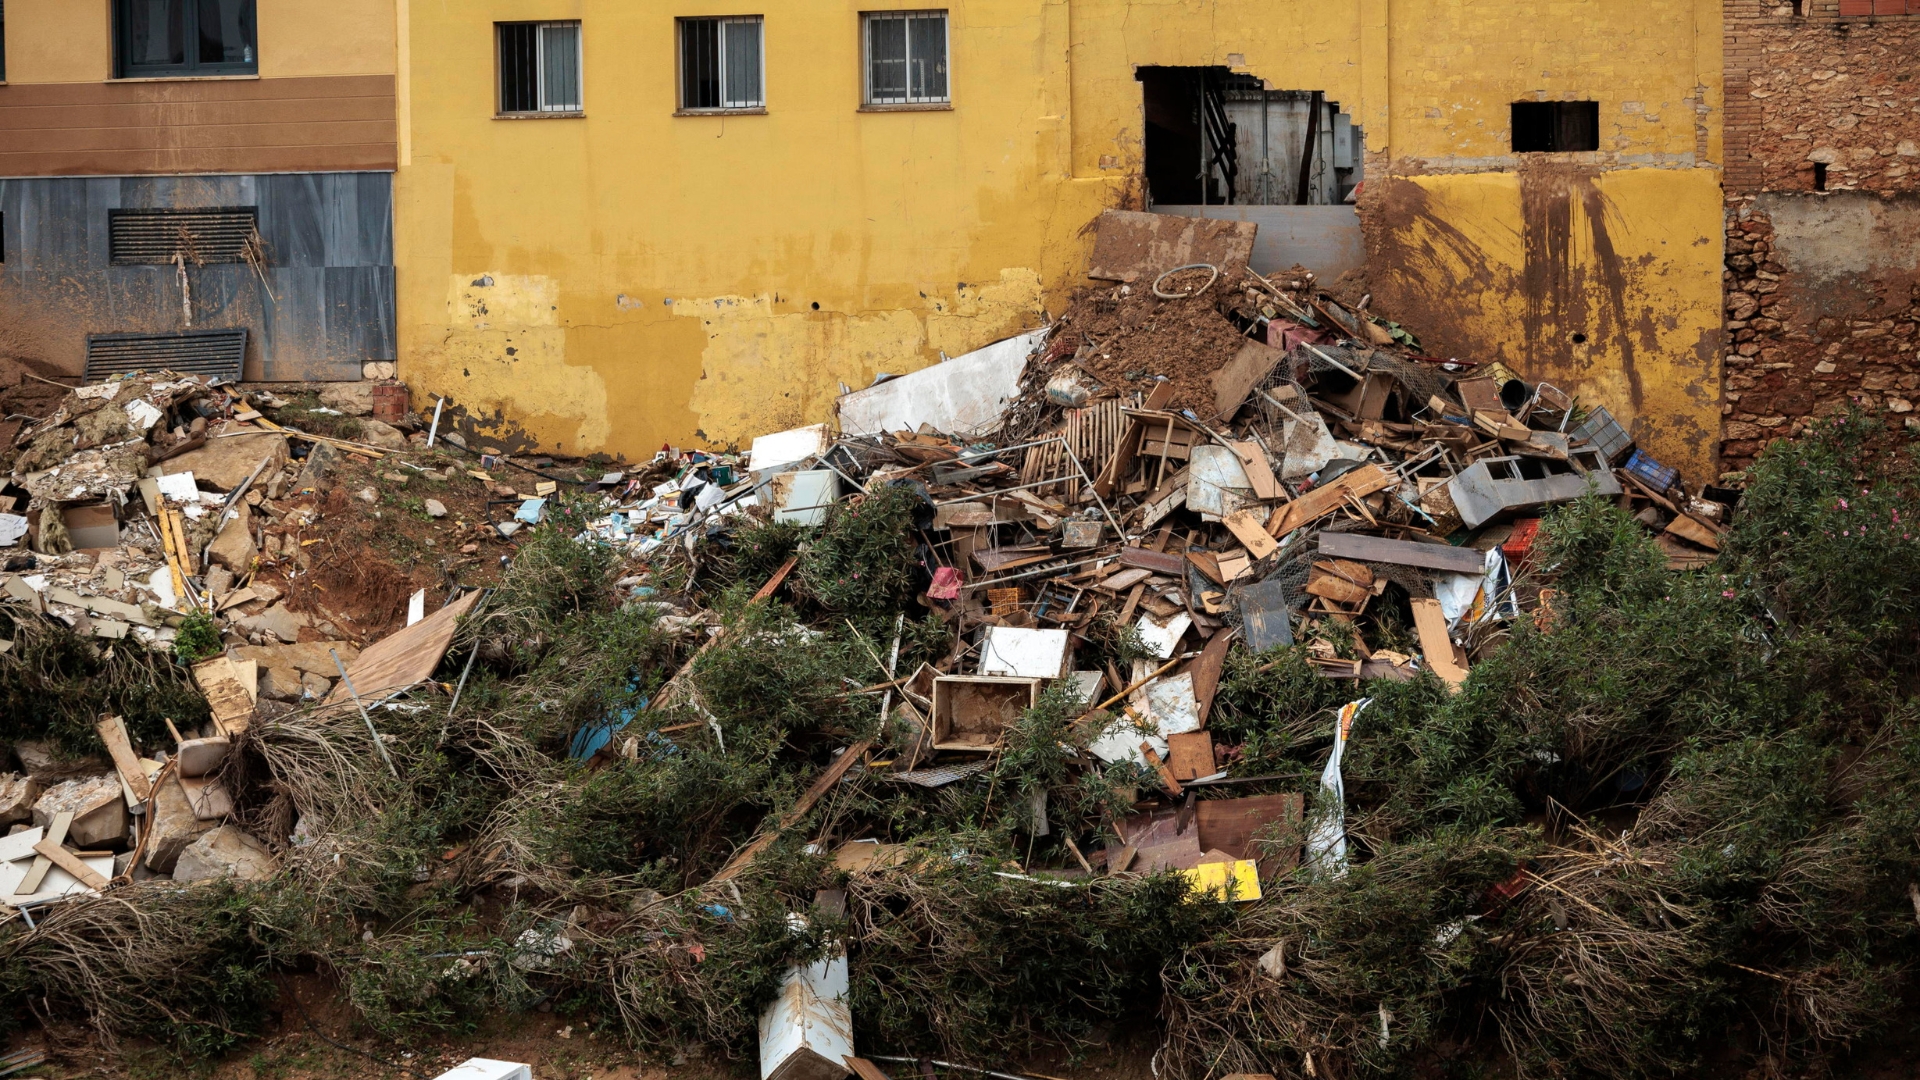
[
  {"x1": 1228, "y1": 440, "x2": 1282, "y2": 500},
  {"x1": 1197, "y1": 793, "x2": 1306, "y2": 875},
  {"x1": 1265, "y1": 464, "x2": 1395, "y2": 537},
  {"x1": 325, "y1": 589, "x2": 483, "y2": 704},
  {"x1": 1222, "y1": 509, "x2": 1280, "y2": 559},
  {"x1": 1410, "y1": 597, "x2": 1470, "y2": 690},
  {"x1": 1316, "y1": 531, "x2": 1486, "y2": 575},
  {"x1": 1190, "y1": 626, "x2": 1236, "y2": 726},
  {"x1": 33, "y1": 837, "x2": 109, "y2": 891},
  {"x1": 1210, "y1": 340, "x2": 1285, "y2": 420},
  {"x1": 1119, "y1": 547, "x2": 1187, "y2": 575},
  {"x1": 1086, "y1": 210, "x2": 1257, "y2": 283},
  {"x1": 93, "y1": 716, "x2": 152, "y2": 802},
  {"x1": 1166, "y1": 730, "x2": 1215, "y2": 781}
]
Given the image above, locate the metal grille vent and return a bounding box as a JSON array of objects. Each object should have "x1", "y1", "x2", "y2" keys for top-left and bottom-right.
[
  {"x1": 84, "y1": 329, "x2": 247, "y2": 382},
  {"x1": 109, "y1": 207, "x2": 258, "y2": 265}
]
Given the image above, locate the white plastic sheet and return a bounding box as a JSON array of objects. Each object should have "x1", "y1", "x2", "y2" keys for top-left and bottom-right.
[{"x1": 1305, "y1": 698, "x2": 1370, "y2": 879}]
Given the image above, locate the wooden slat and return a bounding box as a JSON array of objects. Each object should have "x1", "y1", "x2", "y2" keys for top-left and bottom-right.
[
  {"x1": 1316, "y1": 532, "x2": 1486, "y2": 574},
  {"x1": 1265, "y1": 464, "x2": 1395, "y2": 537},
  {"x1": 712, "y1": 740, "x2": 874, "y2": 881},
  {"x1": 32, "y1": 838, "x2": 110, "y2": 891}
]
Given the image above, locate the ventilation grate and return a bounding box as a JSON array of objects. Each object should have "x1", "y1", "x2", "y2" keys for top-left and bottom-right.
[
  {"x1": 109, "y1": 207, "x2": 258, "y2": 265},
  {"x1": 84, "y1": 328, "x2": 247, "y2": 382}
]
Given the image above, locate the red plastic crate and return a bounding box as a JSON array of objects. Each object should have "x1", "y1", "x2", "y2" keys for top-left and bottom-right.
[{"x1": 1502, "y1": 518, "x2": 1543, "y2": 565}]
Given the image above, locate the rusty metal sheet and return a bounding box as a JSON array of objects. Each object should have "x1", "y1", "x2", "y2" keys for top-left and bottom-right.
[{"x1": 1087, "y1": 210, "x2": 1257, "y2": 283}]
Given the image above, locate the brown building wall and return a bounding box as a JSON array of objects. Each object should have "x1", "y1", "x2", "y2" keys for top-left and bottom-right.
[
  {"x1": 1720, "y1": 0, "x2": 1920, "y2": 470},
  {"x1": 0, "y1": 75, "x2": 398, "y2": 177}
]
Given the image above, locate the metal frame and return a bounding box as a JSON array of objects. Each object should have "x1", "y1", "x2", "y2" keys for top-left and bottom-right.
[
  {"x1": 113, "y1": 0, "x2": 258, "y2": 79},
  {"x1": 861, "y1": 9, "x2": 950, "y2": 105},
  {"x1": 676, "y1": 15, "x2": 768, "y2": 111},
  {"x1": 496, "y1": 20, "x2": 585, "y2": 117}
]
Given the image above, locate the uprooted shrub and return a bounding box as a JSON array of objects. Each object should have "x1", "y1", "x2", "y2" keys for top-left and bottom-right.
[{"x1": 0, "y1": 608, "x2": 211, "y2": 755}]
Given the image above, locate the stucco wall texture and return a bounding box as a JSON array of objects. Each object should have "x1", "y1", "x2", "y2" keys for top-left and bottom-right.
[{"x1": 395, "y1": 0, "x2": 1727, "y2": 479}]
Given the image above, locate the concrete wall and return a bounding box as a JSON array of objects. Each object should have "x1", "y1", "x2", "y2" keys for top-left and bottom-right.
[{"x1": 395, "y1": 0, "x2": 1726, "y2": 478}]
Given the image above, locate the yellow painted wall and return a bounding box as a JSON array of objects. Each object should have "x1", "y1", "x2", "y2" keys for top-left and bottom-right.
[
  {"x1": 397, "y1": 0, "x2": 1725, "y2": 475},
  {"x1": 2, "y1": 0, "x2": 393, "y2": 83}
]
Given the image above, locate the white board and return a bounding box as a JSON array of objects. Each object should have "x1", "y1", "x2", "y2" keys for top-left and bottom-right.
[{"x1": 837, "y1": 330, "x2": 1047, "y2": 439}]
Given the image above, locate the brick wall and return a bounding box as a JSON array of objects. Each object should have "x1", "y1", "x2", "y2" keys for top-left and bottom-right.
[{"x1": 1720, "y1": 0, "x2": 1920, "y2": 472}]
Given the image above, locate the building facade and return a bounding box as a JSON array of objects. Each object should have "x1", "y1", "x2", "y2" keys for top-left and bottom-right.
[
  {"x1": 393, "y1": 0, "x2": 1728, "y2": 479},
  {"x1": 1719, "y1": 0, "x2": 1920, "y2": 471},
  {"x1": 0, "y1": 0, "x2": 398, "y2": 382}
]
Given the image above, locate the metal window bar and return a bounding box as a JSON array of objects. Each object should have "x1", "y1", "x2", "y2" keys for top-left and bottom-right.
[
  {"x1": 866, "y1": 11, "x2": 947, "y2": 104},
  {"x1": 498, "y1": 23, "x2": 539, "y2": 113},
  {"x1": 538, "y1": 22, "x2": 581, "y2": 112},
  {"x1": 682, "y1": 17, "x2": 764, "y2": 110}
]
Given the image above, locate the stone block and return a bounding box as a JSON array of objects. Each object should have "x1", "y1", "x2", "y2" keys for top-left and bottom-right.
[
  {"x1": 173, "y1": 825, "x2": 278, "y2": 883},
  {"x1": 318, "y1": 383, "x2": 376, "y2": 416},
  {"x1": 0, "y1": 774, "x2": 43, "y2": 827},
  {"x1": 145, "y1": 775, "x2": 218, "y2": 874},
  {"x1": 158, "y1": 434, "x2": 290, "y2": 493},
  {"x1": 32, "y1": 776, "x2": 130, "y2": 848},
  {"x1": 208, "y1": 503, "x2": 257, "y2": 573}
]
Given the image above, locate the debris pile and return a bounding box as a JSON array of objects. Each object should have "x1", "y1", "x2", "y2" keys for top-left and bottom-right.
[{"x1": 0, "y1": 208, "x2": 1915, "y2": 1080}]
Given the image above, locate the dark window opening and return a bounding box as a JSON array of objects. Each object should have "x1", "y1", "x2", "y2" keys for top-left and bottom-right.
[
  {"x1": 114, "y1": 0, "x2": 256, "y2": 78},
  {"x1": 1814, "y1": 162, "x2": 1829, "y2": 191},
  {"x1": 110, "y1": 207, "x2": 258, "y2": 264},
  {"x1": 679, "y1": 17, "x2": 764, "y2": 110},
  {"x1": 863, "y1": 10, "x2": 948, "y2": 105},
  {"x1": 1139, "y1": 68, "x2": 1360, "y2": 207},
  {"x1": 497, "y1": 21, "x2": 582, "y2": 115},
  {"x1": 1511, "y1": 100, "x2": 1599, "y2": 153}
]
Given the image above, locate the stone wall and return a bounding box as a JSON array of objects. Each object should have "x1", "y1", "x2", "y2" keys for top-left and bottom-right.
[{"x1": 1720, "y1": 0, "x2": 1920, "y2": 471}]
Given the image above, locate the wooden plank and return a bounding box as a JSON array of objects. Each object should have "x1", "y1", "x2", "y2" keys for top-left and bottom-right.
[
  {"x1": 32, "y1": 838, "x2": 110, "y2": 891},
  {"x1": 712, "y1": 740, "x2": 875, "y2": 882},
  {"x1": 1211, "y1": 341, "x2": 1285, "y2": 420},
  {"x1": 1120, "y1": 547, "x2": 1187, "y2": 575},
  {"x1": 1190, "y1": 627, "x2": 1236, "y2": 726},
  {"x1": 1222, "y1": 508, "x2": 1280, "y2": 559},
  {"x1": 1664, "y1": 513, "x2": 1722, "y2": 552},
  {"x1": 93, "y1": 715, "x2": 152, "y2": 802},
  {"x1": 15, "y1": 811, "x2": 72, "y2": 896},
  {"x1": 1315, "y1": 531, "x2": 1486, "y2": 575},
  {"x1": 324, "y1": 589, "x2": 483, "y2": 704},
  {"x1": 1410, "y1": 598, "x2": 1469, "y2": 690},
  {"x1": 1229, "y1": 440, "x2": 1282, "y2": 501},
  {"x1": 1166, "y1": 730, "x2": 1215, "y2": 781},
  {"x1": 848, "y1": 1059, "x2": 894, "y2": 1080},
  {"x1": 1265, "y1": 464, "x2": 1395, "y2": 537},
  {"x1": 1141, "y1": 742, "x2": 1184, "y2": 796},
  {"x1": 1097, "y1": 567, "x2": 1153, "y2": 593}
]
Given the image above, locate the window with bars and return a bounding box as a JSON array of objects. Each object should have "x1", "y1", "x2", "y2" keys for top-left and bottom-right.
[
  {"x1": 498, "y1": 21, "x2": 583, "y2": 115},
  {"x1": 113, "y1": 0, "x2": 257, "y2": 78},
  {"x1": 679, "y1": 17, "x2": 764, "y2": 111},
  {"x1": 863, "y1": 10, "x2": 948, "y2": 106}
]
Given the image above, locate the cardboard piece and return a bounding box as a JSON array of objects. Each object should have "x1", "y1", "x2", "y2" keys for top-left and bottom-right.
[{"x1": 325, "y1": 589, "x2": 483, "y2": 704}]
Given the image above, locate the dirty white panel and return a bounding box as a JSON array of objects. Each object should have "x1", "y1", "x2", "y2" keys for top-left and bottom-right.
[
  {"x1": 431, "y1": 1061, "x2": 533, "y2": 1080},
  {"x1": 749, "y1": 424, "x2": 829, "y2": 475},
  {"x1": 978, "y1": 626, "x2": 1070, "y2": 679},
  {"x1": 1187, "y1": 445, "x2": 1254, "y2": 519},
  {"x1": 771, "y1": 470, "x2": 841, "y2": 526},
  {"x1": 837, "y1": 330, "x2": 1046, "y2": 439},
  {"x1": 759, "y1": 952, "x2": 853, "y2": 1080}
]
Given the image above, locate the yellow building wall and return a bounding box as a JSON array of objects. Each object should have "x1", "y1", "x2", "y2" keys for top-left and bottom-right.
[
  {"x1": 396, "y1": 0, "x2": 1725, "y2": 476},
  {"x1": 1, "y1": 0, "x2": 394, "y2": 83}
]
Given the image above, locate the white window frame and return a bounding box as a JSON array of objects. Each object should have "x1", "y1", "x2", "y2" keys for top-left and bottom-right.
[
  {"x1": 677, "y1": 15, "x2": 767, "y2": 112},
  {"x1": 861, "y1": 10, "x2": 950, "y2": 107},
  {"x1": 497, "y1": 20, "x2": 584, "y2": 117}
]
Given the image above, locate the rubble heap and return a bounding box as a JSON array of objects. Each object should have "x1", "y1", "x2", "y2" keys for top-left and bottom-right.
[{"x1": 0, "y1": 210, "x2": 1914, "y2": 1080}]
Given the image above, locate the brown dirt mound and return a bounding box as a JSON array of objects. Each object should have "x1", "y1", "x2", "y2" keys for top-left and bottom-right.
[{"x1": 1049, "y1": 272, "x2": 1259, "y2": 416}]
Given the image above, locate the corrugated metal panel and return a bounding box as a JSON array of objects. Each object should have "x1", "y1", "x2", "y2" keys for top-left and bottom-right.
[
  {"x1": 109, "y1": 207, "x2": 258, "y2": 265},
  {"x1": 84, "y1": 328, "x2": 247, "y2": 382}
]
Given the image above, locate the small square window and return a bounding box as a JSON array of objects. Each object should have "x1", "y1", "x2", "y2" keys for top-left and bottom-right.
[
  {"x1": 114, "y1": 0, "x2": 257, "y2": 78},
  {"x1": 498, "y1": 21, "x2": 583, "y2": 115},
  {"x1": 679, "y1": 16, "x2": 765, "y2": 110},
  {"x1": 863, "y1": 10, "x2": 948, "y2": 105},
  {"x1": 1511, "y1": 101, "x2": 1599, "y2": 153}
]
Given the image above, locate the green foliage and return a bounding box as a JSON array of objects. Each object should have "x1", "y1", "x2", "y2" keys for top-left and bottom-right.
[
  {"x1": 0, "y1": 610, "x2": 209, "y2": 754},
  {"x1": 173, "y1": 611, "x2": 223, "y2": 664},
  {"x1": 847, "y1": 863, "x2": 1235, "y2": 1059},
  {"x1": 796, "y1": 484, "x2": 927, "y2": 623}
]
